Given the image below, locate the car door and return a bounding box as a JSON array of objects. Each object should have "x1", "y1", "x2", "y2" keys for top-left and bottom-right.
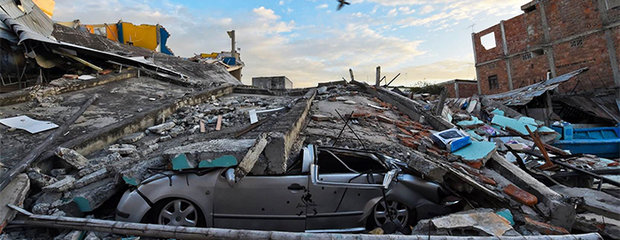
[
  {"x1": 305, "y1": 148, "x2": 386, "y2": 232},
  {"x1": 212, "y1": 173, "x2": 308, "y2": 231}
]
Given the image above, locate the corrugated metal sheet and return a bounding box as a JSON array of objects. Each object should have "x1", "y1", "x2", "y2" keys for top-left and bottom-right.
[
  {"x1": 485, "y1": 68, "x2": 588, "y2": 106},
  {"x1": 0, "y1": 0, "x2": 53, "y2": 38}
]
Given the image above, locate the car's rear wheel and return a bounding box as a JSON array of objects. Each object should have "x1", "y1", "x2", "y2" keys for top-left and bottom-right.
[
  {"x1": 155, "y1": 199, "x2": 201, "y2": 227},
  {"x1": 369, "y1": 199, "x2": 414, "y2": 234}
]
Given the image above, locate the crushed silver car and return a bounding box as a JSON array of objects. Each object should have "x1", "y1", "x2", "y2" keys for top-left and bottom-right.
[{"x1": 115, "y1": 145, "x2": 461, "y2": 233}]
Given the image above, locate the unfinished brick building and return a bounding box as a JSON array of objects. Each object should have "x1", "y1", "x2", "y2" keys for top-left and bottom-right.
[
  {"x1": 472, "y1": 0, "x2": 620, "y2": 96},
  {"x1": 438, "y1": 79, "x2": 479, "y2": 98}
]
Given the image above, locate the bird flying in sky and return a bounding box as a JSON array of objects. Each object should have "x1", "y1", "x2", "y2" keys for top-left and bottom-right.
[{"x1": 337, "y1": 0, "x2": 350, "y2": 10}]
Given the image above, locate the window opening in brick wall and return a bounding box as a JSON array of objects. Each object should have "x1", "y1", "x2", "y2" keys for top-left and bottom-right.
[
  {"x1": 570, "y1": 38, "x2": 583, "y2": 48},
  {"x1": 606, "y1": 0, "x2": 620, "y2": 10},
  {"x1": 522, "y1": 52, "x2": 533, "y2": 61},
  {"x1": 488, "y1": 75, "x2": 499, "y2": 90},
  {"x1": 480, "y1": 32, "x2": 497, "y2": 50}
]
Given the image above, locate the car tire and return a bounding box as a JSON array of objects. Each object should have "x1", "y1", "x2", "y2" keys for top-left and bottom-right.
[
  {"x1": 146, "y1": 198, "x2": 205, "y2": 227},
  {"x1": 367, "y1": 199, "x2": 415, "y2": 234}
]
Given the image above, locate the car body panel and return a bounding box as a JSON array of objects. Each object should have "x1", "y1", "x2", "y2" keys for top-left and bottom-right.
[
  {"x1": 306, "y1": 173, "x2": 382, "y2": 231},
  {"x1": 213, "y1": 174, "x2": 308, "y2": 231}
]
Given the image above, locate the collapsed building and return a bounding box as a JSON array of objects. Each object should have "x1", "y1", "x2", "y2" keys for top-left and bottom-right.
[{"x1": 0, "y1": 1, "x2": 617, "y2": 240}]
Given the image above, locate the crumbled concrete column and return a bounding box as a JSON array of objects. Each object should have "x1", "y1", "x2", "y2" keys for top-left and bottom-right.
[
  {"x1": 55, "y1": 147, "x2": 88, "y2": 169},
  {"x1": 235, "y1": 133, "x2": 269, "y2": 180}
]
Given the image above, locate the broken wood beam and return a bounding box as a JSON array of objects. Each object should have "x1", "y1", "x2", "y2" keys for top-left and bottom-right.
[
  {"x1": 56, "y1": 52, "x2": 104, "y2": 72},
  {"x1": 0, "y1": 95, "x2": 98, "y2": 192},
  {"x1": 234, "y1": 133, "x2": 269, "y2": 181},
  {"x1": 525, "y1": 126, "x2": 554, "y2": 169},
  {"x1": 215, "y1": 115, "x2": 222, "y2": 131},
  {"x1": 384, "y1": 73, "x2": 401, "y2": 87},
  {"x1": 8, "y1": 207, "x2": 603, "y2": 240}
]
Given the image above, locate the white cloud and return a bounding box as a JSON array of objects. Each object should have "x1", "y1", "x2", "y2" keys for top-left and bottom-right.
[
  {"x1": 420, "y1": 5, "x2": 433, "y2": 14},
  {"x1": 397, "y1": 6, "x2": 415, "y2": 15},
  {"x1": 316, "y1": 3, "x2": 328, "y2": 9},
  {"x1": 279, "y1": 1, "x2": 284, "y2": 5},
  {"x1": 253, "y1": 6, "x2": 279, "y2": 21},
  {"x1": 387, "y1": 8, "x2": 398, "y2": 16}
]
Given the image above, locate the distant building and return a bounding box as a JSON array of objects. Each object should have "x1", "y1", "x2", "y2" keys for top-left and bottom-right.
[
  {"x1": 472, "y1": 0, "x2": 620, "y2": 95},
  {"x1": 438, "y1": 79, "x2": 478, "y2": 98},
  {"x1": 252, "y1": 76, "x2": 293, "y2": 89}
]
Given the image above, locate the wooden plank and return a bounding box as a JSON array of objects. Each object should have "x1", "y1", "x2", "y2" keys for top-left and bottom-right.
[
  {"x1": 215, "y1": 115, "x2": 222, "y2": 131},
  {"x1": 199, "y1": 120, "x2": 205, "y2": 133}
]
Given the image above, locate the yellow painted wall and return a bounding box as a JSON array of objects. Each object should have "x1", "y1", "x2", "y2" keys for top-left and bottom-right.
[
  {"x1": 32, "y1": 0, "x2": 55, "y2": 18},
  {"x1": 105, "y1": 24, "x2": 118, "y2": 42},
  {"x1": 120, "y1": 22, "x2": 158, "y2": 51}
]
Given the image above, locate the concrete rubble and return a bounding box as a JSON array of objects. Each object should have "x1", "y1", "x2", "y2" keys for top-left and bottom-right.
[{"x1": 0, "y1": 1, "x2": 617, "y2": 239}]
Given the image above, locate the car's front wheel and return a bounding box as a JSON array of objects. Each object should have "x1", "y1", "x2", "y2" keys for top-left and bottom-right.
[
  {"x1": 369, "y1": 199, "x2": 414, "y2": 234},
  {"x1": 155, "y1": 199, "x2": 202, "y2": 227}
]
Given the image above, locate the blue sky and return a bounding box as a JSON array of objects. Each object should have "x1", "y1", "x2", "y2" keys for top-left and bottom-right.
[{"x1": 54, "y1": 0, "x2": 530, "y2": 87}]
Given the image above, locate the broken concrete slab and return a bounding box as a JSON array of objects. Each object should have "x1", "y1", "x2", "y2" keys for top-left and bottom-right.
[
  {"x1": 74, "y1": 169, "x2": 109, "y2": 189},
  {"x1": 235, "y1": 133, "x2": 269, "y2": 181},
  {"x1": 107, "y1": 144, "x2": 138, "y2": 156},
  {"x1": 0, "y1": 173, "x2": 29, "y2": 232},
  {"x1": 488, "y1": 153, "x2": 575, "y2": 229},
  {"x1": 164, "y1": 139, "x2": 256, "y2": 167},
  {"x1": 27, "y1": 169, "x2": 57, "y2": 188},
  {"x1": 70, "y1": 178, "x2": 117, "y2": 213},
  {"x1": 42, "y1": 176, "x2": 76, "y2": 193},
  {"x1": 551, "y1": 186, "x2": 620, "y2": 221},
  {"x1": 573, "y1": 213, "x2": 620, "y2": 240},
  {"x1": 119, "y1": 132, "x2": 145, "y2": 144},
  {"x1": 55, "y1": 148, "x2": 89, "y2": 169},
  {"x1": 147, "y1": 122, "x2": 176, "y2": 135},
  {"x1": 412, "y1": 209, "x2": 517, "y2": 236},
  {"x1": 523, "y1": 217, "x2": 569, "y2": 235}
]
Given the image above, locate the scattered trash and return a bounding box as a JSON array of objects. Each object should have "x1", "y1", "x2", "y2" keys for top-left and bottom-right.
[{"x1": 0, "y1": 115, "x2": 58, "y2": 134}]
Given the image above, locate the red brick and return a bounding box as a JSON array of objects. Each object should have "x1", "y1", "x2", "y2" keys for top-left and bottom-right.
[
  {"x1": 503, "y1": 184, "x2": 538, "y2": 206},
  {"x1": 311, "y1": 114, "x2": 330, "y2": 121},
  {"x1": 398, "y1": 127, "x2": 413, "y2": 136},
  {"x1": 63, "y1": 74, "x2": 79, "y2": 80},
  {"x1": 99, "y1": 69, "x2": 113, "y2": 75},
  {"x1": 524, "y1": 217, "x2": 570, "y2": 235}
]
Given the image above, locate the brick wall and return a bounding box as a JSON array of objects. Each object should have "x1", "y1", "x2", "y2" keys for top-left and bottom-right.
[
  {"x1": 473, "y1": 0, "x2": 620, "y2": 95},
  {"x1": 545, "y1": 0, "x2": 603, "y2": 42},
  {"x1": 458, "y1": 82, "x2": 479, "y2": 98},
  {"x1": 477, "y1": 60, "x2": 512, "y2": 94},
  {"x1": 444, "y1": 83, "x2": 457, "y2": 98},
  {"x1": 441, "y1": 81, "x2": 478, "y2": 98},
  {"x1": 473, "y1": 25, "x2": 504, "y2": 64}
]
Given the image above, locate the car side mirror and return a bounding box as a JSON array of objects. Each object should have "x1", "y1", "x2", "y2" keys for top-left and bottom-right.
[{"x1": 225, "y1": 168, "x2": 236, "y2": 186}]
